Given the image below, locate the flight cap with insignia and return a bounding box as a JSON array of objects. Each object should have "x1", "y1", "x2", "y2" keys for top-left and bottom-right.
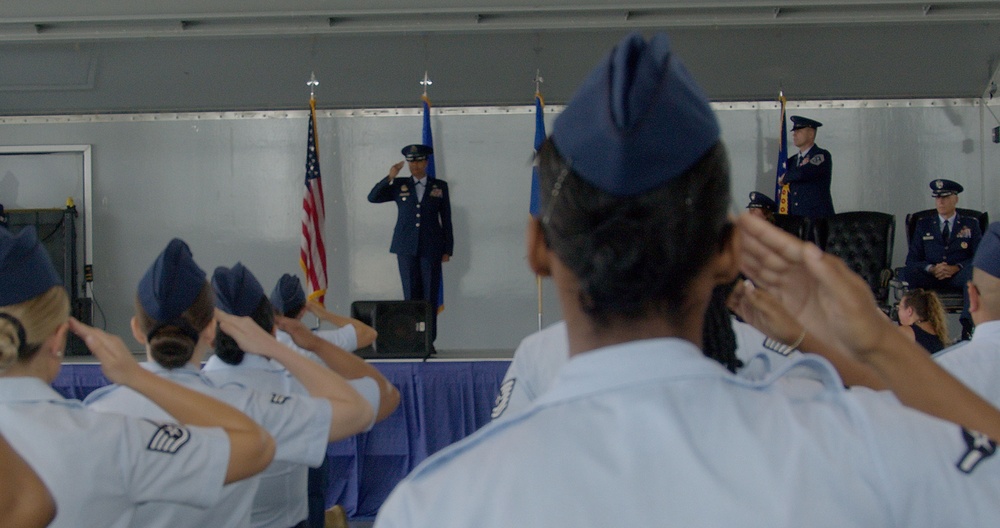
[
  {"x1": 138, "y1": 239, "x2": 207, "y2": 322},
  {"x1": 213, "y1": 262, "x2": 267, "y2": 317},
  {"x1": 402, "y1": 144, "x2": 433, "y2": 161},
  {"x1": 790, "y1": 116, "x2": 823, "y2": 130},
  {"x1": 0, "y1": 226, "x2": 62, "y2": 306},
  {"x1": 270, "y1": 273, "x2": 306, "y2": 317},
  {"x1": 973, "y1": 222, "x2": 1000, "y2": 278},
  {"x1": 551, "y1": 32, "x2": 720, "y2": 196},
  {"x1": 930, "y1": 178, "x2": 963, "y2": 197},
  {"x1": 746, "y1": 191, "x2": 777, "y2": 211}
]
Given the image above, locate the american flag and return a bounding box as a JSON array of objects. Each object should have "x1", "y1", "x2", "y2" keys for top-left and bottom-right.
[{"x1": 299, "y1": 97, "x2": 327, "y2": 304}]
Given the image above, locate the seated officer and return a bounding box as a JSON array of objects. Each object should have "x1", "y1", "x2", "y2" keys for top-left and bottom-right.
[
  {"x1": 745, "y1": 191, "x2": 776, "y2": 222},
  {"x1": 902, "y1": 178, "x2": 981, "y2": 339}
]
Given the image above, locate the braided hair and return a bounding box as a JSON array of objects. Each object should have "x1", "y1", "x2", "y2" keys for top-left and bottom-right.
[{"x1": 702, "y1": 281, "x2": 742, "y2": 373}]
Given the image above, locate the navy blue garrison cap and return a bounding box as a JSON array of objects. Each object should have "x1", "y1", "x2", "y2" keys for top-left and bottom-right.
[
  {"x1": 930, "y1": 179, "x2": 964, "y2": 197},
  {"x1": 0, "y1": 226, "x2": 62, "y2": 306},
  {"x1": 270, "y1": 273, "x2": 306, "y2": 316},
  {"x1": 402, "y1": 144, "x2": 433, "y2": 161},
  {"x1": 138, "y1": 239, "x2": 207, "y2": 322},
  {"x1": 974, "y1": 222, "x2": 1000, "y2": 278},
  {"x1": 212, "y1": 262, "x2": 267, "y2": 317},
  {"x1": 551, "y1": 32, "x2": 720, "y2": 197},
  {"x1": 746, "y1": 191, "x2": 777, "y2": 211},
  {"x1": 790, "y1": 116, "x2": 822, "y2": 130}
]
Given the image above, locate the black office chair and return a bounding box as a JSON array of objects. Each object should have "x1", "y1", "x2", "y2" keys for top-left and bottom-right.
[
  {"x1": 772, "y1": 213, "x2": 812, "y2": 242},
  {"x1": 895, "y1": 208, "x2": 989, "y2": 313},
  {"x1": 814, "y1": 212, "x2": 896, "y2": 313}
]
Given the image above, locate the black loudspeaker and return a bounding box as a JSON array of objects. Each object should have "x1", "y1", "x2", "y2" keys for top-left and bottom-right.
[{"x1": 350, "y1": 300, "x2": 433, "y2": 359}]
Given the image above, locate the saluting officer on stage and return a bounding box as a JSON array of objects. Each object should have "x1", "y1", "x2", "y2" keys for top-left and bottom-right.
[
  {"x1": 902, "y1": 178, "x2": 981, "y2": 339},
  {"x1": 368, "y1": 144, "x2": 453, "y2": 339},
  {"x1": 780, "y1": 116, "x2": 834, "y2": 218}
]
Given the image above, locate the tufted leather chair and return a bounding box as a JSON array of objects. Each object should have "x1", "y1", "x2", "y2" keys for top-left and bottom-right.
[
  {"x1": 897, "y1": 208, "x2": 990, "y2": 313},
  {"x1": 813, "y1": 212, "x2": 896, "y2": 311},
  {"x1": 772, "y1": 213, "x2": 813, "y2": 242}
]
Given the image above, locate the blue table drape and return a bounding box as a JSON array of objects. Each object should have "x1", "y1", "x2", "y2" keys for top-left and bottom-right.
[{"x1": 52, "y1": 360, "x2": 509, "y2": 517}]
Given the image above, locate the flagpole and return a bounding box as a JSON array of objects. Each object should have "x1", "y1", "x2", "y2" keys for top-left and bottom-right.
[
  {"x1": 775, "y1": 90, "x2": 789, "y2": 215},
  {"x1": 301, "y1": 71, "x2": 327, "y2": 322},
  {"x1": 308, "y1": 71, "x2": 319, "y2": 314},
  {"x1": 534, "y1": 70, "x2": 544, "y2": 332}
]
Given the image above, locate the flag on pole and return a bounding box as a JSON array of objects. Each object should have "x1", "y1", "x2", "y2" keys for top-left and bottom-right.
[
  {"x1": 299, "y1": 96, "x2": 328, "y2": 304},
  {"x1": 775, "y1": 93, "x2": 790, "y2": 215},
  {"x1": 422, "y1": 94, "x2": 444, "y2": 313},
  {"x1": 529, "y1": 91, "x2": 545, "y2": 216}
]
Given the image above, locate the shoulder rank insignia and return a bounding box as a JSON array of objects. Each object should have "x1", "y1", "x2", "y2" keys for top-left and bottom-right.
[
  {"x1": 147, "y1": 423, "x2": 191, "y2": 454},
  {"x1": 810, "y1": 154, "x2": 825, "y2": 165},
  {"x1": 490, "y1": 378, "x2": 516, "y2": 419},
  {"x1": 957, "y1": 428, "x2": 997, "y2": 473},
  {"x1": 762, "y1": 337, "x2": 797, "y2": 356}
]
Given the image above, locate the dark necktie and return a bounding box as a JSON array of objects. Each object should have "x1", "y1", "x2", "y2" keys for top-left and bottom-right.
[{"x1": 942, "y1": 219, "x2": 950, "y2": 245}]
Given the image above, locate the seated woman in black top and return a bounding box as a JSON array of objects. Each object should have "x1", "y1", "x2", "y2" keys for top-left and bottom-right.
[{"x1": 896, "y1": 289, "x2": 949, "y2": 353}]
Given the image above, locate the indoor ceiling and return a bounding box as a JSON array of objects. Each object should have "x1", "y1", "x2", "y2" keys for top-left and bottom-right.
[{"x1": 2, "y1": 0, "x2": 1000, "y2": 115}]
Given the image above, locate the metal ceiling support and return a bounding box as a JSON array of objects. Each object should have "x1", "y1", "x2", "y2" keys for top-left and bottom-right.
[
  {"x1": 2, "y1": 2, "x2": 1000, "y2": 42},
  {"x1": 0, "y1": 98, "x2": 979, "y2": 125},
  {"x1": 984, "y1": 59, "x2": 1000, "y2": 103}
]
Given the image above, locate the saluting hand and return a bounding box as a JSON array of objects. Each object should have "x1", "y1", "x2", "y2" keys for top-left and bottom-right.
[
  {"x1": 68, "y1": 317, "x2": 142, "y2": 386},
  {"x1": 275, "y1": 316, "x2": 322, "y2": 350},
  {"x1": 388, "y1": 161, "x2": 405, "y2": 181},
  {"x1": 215, "y1": 309, "x2": 284, "y2": 359},
  {"x1": 738, "y1": 213, "x2": 890, "y2": 361},
  {"x1": 727, "y1": 280, "x2": 804, "y2": 346},
  {"x1": 305, "y1": 300, "x2": 331, "y2": 318}
]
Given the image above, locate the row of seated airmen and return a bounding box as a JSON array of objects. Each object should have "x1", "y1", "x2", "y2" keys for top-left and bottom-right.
[{"x1": 746, "y1": 177, "x2": 982, "y2": 341}]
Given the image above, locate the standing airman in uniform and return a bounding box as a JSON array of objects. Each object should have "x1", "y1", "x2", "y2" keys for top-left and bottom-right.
[{"x1": 780, "y1": 116, "x2": 834, "y2": 218}]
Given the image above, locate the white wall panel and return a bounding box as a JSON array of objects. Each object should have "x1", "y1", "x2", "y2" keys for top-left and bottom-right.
[{"x1": 0, "y1": 99, "x2": 993, "y2": 352}]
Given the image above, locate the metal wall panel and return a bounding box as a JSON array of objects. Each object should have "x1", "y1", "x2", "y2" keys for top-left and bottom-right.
[{"x1": 0, "y1": 99, "x2": 994, "y2": 352}]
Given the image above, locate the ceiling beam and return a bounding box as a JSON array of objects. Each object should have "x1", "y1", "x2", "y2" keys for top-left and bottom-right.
[{"x1": 2, "y1": 2, "x2": 1000, "y2": 42}]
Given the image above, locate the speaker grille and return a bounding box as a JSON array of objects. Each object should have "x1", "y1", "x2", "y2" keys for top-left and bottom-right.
[{"x1": 351, "y1": 300, "x2": 432, "y2": 358}]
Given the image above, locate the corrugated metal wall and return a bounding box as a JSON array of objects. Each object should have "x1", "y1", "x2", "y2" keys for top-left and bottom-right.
[{"x1": 0, "y1": 99, "x2": 996, "y2": 351}]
